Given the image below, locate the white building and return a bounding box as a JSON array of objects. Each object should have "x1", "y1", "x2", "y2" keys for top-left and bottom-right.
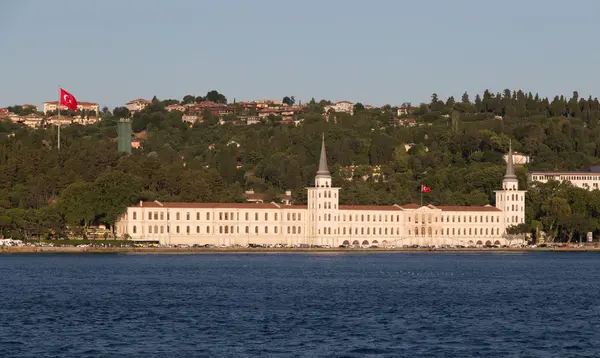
[
  {"x1": 125, "y1": 99, "x2": 151, "y2": 113},
  {"x1": 115, "y1": 138, "x2": 525, "y2": 247},
  {"x1": 503, "y1": 152, "x2": 530, "y2": 165},
  {"x1": 528, "y1": 171, "x2": 600, "y2": 191},
  {"x1": 43, "y1": 101, "x2": 99, "y2": 114},
  {"x1": 324, "y1": 101, "x2": 354, "y2": 115}
]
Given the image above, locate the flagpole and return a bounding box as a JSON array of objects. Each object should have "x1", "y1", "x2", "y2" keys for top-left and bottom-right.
[
  {"x1": 420, "y1": 186, "x2": 423, "y2": 207},
  {"x1": 57, "y1": 86, "x2": 61, "y2": 150}
]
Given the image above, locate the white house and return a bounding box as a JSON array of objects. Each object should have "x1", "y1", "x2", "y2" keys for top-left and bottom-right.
[
  {"x1": 115, "y1": 137, "x2": 525, "y2": 247},
  {"x1": 324, "y1": 101, "x2": 354, "y2": 116}
]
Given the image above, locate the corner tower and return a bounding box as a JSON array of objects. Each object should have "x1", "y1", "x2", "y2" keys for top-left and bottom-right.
[
  {"x1": 307, "y1": 135, "x2": 340, "y2": 246},
  {"x1": 495, "y1": 140, "x2": 527, "y2": 232}
]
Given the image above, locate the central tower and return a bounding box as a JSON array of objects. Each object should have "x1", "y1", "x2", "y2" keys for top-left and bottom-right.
[
  {"x1": 495, "y1": 140, "x2": 527, "y2": 233},
  {"x1": 307, "y1": 135, "x2": 340, "y2": 246}
]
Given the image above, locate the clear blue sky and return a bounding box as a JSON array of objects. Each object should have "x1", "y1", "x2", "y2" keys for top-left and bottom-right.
[{"x1": 1, "y1": 0, "x2": 599, "y2": 109}]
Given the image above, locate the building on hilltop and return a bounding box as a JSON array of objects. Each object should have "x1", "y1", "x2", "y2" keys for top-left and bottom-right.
[
  {"x1": 528, "y1": 170, "x2": 600, "y2": 191},
  {"x1": 126, "y1": 99, "x2": 151, "y2": 113},
  {"x1": 115, "y1": 137, "x2": 525, "y2": 247},
  {"x1": 324, "y1": 101, "x2": 354, "y2": 116},
  {"x1": 43, "y1": 101, "x2": 99, "y2": 114}
]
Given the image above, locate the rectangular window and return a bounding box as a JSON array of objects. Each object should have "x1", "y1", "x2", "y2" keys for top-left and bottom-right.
[
  {"x1": 154, "y1": 212, "x2": 158, "y2": 220},
  {"x1": 245, "y1": 212, "x2": 249, "y2": 221},
  {"x1": 148, "y1": 212, "x2": 152, "y2": 220},
  {"x1": 160, "y1": 212, "x2": 164, "y2": 220},
  {"x1": 186, "y1": 212, "x2": 190, "y2": 220},
  {"x1": 265, "y1": 213, "x2": 268, "y2": 221},
  {"x1": 206, "y1": 212, "x2": 210, "y2": 220},
  {"x1": 219, "y1": 212, "x2": 223, "y2": 220},
  {"x1": 292, "y1": 213, "x2": 296, "y2": 221}
]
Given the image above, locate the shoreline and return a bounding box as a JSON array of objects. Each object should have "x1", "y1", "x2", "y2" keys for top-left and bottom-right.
[{"x1": 1, "y1": 246, "x2": 600, "y2": 254}]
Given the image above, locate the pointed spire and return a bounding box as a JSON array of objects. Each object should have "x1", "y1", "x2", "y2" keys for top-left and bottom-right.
[
  {"x1": 505, "y1": 139, "x2": 516, "y2": 179},
  {"x1": 316, "y1": 133, "x2": 330, "y2": 176}
]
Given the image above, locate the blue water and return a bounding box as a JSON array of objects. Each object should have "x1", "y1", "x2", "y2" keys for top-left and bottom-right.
[{"x1": 1, "y1": 252, "x2": 599, "y2": 357}]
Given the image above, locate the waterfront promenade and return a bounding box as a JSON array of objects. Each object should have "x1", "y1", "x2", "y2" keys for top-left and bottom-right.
[{"x1": 2, "y1": 246, "x2": 599, "y2": 254}]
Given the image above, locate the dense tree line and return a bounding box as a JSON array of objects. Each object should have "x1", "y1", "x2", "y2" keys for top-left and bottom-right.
[{"x1": 1, "y1": 89, "x2": 600, "y2": 242}]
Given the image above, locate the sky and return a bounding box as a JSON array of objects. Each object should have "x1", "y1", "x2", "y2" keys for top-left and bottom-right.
[{"x1": 1, "y1": 0, "x2": 600, "y2": 109}]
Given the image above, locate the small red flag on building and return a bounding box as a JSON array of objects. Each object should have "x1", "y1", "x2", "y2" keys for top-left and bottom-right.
[
  {"x1": 59, "y1": 88, "x2": 78, "y2": 111},
  {"x1": 421, "y1": 184, "x2": 431, "y2": 193}
]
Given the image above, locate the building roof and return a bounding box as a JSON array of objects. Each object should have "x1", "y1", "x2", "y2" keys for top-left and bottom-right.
[
  {"x1": 127, "y1": 99, "x2": 151, "y2": 104},
  {"x1": 339, "y1": 205, "x2": 403, "y2": 211},
  {"x1": 504, "y1": 140, "x2": 516, "y2": 180},
  {"x1": 437, "y1": 205, "x2": 501, "y2": 212},
  {"x1": 316, "y1": 134, "x2": 330, "y2": 177},
  {"x1": 136, "y1": 201, "x2": 305, "y2": 210},
  {"x1": 529, "y1": 171, "x2": 600, "y2": 175}
]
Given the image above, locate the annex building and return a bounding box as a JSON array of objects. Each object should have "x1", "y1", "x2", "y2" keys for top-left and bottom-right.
[{"x1": 115, "y1": 137, "x2": 526, "y2": 247}]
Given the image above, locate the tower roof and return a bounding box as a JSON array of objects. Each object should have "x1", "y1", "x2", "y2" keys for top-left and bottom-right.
[
  {"x1": 316, "y1": 134, "x2": 330, "y2": 177},
  {"x1": 505, "y1": 140, "x2": 517, "y2": 180}
]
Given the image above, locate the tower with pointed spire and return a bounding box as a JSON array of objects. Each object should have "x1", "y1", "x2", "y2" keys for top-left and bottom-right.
[
  {"x1": 306, "y1": 134, "x2": 340, "y2": 246},
  {"x1": 495, "y1": 140, "x2": 527, "y2": 233}
]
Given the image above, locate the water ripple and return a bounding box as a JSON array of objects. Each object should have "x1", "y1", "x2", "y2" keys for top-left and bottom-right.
[{"x1": 1, "y1": 252, "x2": 600, "y2": 357}]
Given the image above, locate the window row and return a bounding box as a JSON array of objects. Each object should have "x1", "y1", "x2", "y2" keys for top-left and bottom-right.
[
  {"x1": 408, "y1": 214, "x2": 501, "y2": 224},
  {"x1": 132, "y1": 211, "x2": 302, "y2": 222},
  {"x1": 341, "y1": 214, "x2": 401, "y2": 223},
  {"x1": 499, "y1": 194, "x2": 524, "y2": 201},
  {"x1": 311, "y1": 190, "x2": 337, "y2": 198},
  {"x1": 132, "y1": 225, "x2": 303, "y2": 235},
  {"x1": 409, "y1": 227, "x2": 500, "y2": 237}
]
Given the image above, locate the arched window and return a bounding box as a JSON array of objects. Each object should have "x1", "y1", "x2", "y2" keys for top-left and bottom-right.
[
  {"x1": 255, "y1": 226, "x2": 258, "y2": 233},
  {"x1": 361, "y1": 228, "x2": 364, "y2": 235},
  {"x1": 343, "y1": 227, "x2": 346, "y2": 235},
  {"x1": 292, "y1": 226, "x2": 296, "y2": 234},
  {"x1": 275, "y1": 226, "x2": 278, "y2": 234},
  {"x1": 133, "y1": 225, "x2": 137, "y2": 233},
  {"x1": 160, "y1": 212, "x2": 164, "y2": 220},
  {"x1": 186, "y1": 212, "x2": 190, "y2": 220},
  {"x1": 219, "y1": 226, "x2": 223, "y2": 234},
  {"x1": 298, "y1": 227, "x2": 301, "y2": 234},
  {"x1": 224, "y1": 226, "x2": 229, "y2": 234},
  {"x1": 149, "y1": 226, "x2": 152, "y2": 234},
  {"x1": 415, "y1": 227, "x2": 419, "y2": 236},
  {"x1": 230, "y1": 226, "x2": 233, "y2": 234},
  {"x1": 176, "y1": 226, "x2": 180, "y2": 233}
]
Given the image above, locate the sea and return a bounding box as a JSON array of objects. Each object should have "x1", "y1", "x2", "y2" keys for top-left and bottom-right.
[{"x1": 1, "y1": 252, "x2": 599, "y2": 357}]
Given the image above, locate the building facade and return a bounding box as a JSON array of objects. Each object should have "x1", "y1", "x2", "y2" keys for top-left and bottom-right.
[
  {"x1": 115, "y1": 138, "x2": 525, "y2": 247},
  {"x1": 43, "y1": 101, "x2": 100, "y2": 114},
  {"x1": 528, "y1": 171, "x2": 600, "y2": 191}
]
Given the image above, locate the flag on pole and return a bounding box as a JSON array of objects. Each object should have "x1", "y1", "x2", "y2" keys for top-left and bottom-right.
[
  {"x1": 421, "y1": 184, "x2": 431, "y2": 193},
  {"x1": 59, "y1": 88, "x2": 78, "y2": 111}
]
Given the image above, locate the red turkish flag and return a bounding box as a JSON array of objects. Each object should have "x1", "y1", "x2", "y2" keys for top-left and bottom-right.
[
  {"x1": 421, "y1": 184, "x2": 431, "y2": 193},
  {"x1": 59, "y1": 88, "x2": 78, "y2": 111}
]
